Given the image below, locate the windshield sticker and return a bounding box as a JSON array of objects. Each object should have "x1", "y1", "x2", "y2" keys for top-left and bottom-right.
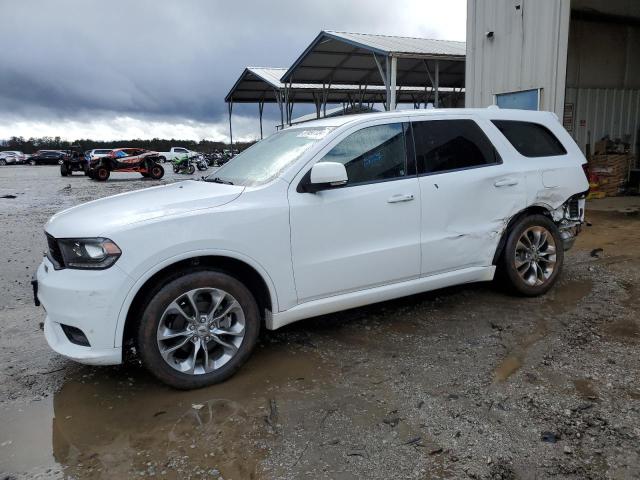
[{"x1": 296, "y1": 127, "x2": 333, "y2": 140}]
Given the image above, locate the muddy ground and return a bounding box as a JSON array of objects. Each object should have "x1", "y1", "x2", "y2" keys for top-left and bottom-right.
[{"x1": 1, "y1": 165, "x2": 639, "y2": 480}]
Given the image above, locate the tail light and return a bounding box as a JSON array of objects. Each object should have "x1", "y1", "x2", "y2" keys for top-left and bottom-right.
[{"x1": 581, "y1": 162, "x2": 590, "y2": 181}]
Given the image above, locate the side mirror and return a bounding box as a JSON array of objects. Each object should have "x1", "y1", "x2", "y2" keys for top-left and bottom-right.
[{"x1": 305, "y1": 162, "x2": 348, "y2": 193}]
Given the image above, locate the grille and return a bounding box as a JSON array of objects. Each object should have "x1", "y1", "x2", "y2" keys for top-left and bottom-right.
[{"x1": 46, "y1": 233, "x2": 65, "y2": 269}]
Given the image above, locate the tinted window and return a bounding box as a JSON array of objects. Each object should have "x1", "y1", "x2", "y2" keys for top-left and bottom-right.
[
  {"x1": 320, "y1": 123, "x2": 407, "y2": 185},
  {"x1": 413, "y1": 119, "x2": 500, "y2": 175},
  {"x1": 492, "y1": 120, "x2": 567, "y2": 157}
]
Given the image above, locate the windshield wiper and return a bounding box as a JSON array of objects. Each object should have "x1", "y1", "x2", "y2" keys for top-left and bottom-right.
[{"x1": 207, "y1": 176, "x2": 234, "y2": 185}]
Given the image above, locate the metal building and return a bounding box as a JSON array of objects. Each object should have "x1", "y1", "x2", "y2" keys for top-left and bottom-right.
[{"x1": 466, "y1": 0, "x2": 640, "y2": 156}]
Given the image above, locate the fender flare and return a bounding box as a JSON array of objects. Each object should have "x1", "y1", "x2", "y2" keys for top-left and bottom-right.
[{"x1": 112, "y1": 248, "x2": 280, "y2": 348}]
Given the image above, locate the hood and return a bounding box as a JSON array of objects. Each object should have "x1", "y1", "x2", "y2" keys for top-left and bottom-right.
[{"x1": 46, "y1": 180, "x2": 244, "y2": 238}]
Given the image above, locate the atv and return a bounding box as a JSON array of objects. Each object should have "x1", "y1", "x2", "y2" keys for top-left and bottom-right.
[
  {"x1": 88, "y1": 148, "x2": 164, "y2": 181},
  {"x1": 60, "y1": 145, "x2": 88, "y2": 176}
]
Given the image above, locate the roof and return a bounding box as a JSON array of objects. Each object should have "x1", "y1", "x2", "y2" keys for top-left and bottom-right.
[
  {"x1": 225, "y1": 66, "x2": 463, "y2": 105},
  {"x1": 281, "y1": 30, "x2": 466, "y2": 87},
  {"x1": 321, "y1": 31, "x2": 466, "y2": 57},
  {"x1": 281, "y1": 107, "x2": 558, "y2": 129}
]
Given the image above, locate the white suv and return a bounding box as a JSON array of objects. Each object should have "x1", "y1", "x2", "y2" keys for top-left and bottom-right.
[{"x1": 35, "y1": 109, "x2": 588, "y2": 389}]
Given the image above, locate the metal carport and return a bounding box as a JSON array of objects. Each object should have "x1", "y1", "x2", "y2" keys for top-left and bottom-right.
[
  {"x1": 225, "y1": 66, "x2": 462, "y2": 146},
  {"x1": 280, "y1": 30, "x2": 466, "y2": 112}
]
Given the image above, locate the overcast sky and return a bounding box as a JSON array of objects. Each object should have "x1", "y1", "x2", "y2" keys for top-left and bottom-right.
[{"x1": 0, "y1": 0, "x2": 466, "y2": 142}]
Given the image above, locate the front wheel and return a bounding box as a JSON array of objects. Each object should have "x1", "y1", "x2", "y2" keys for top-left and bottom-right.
[
  {"x1": 60, "y1": 164, "x2": 68, "y2": 176},
  {"x1": 95, "y1": 166, "x2": 110, "y2": 181},
  {"x1": 149, "y1": 164, "x2": 164, "y2": 180},
  {"x1": 136, "y1": 270, "x2": 260, "y2": 389},
  {"x1": 499, "y1": 214, "x2": 563, "y2": 296}
]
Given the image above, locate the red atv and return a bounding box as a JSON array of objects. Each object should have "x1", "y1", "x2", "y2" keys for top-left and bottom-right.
[{"x1": 88, "y1": 148, "x2": 165, "y2": 181}]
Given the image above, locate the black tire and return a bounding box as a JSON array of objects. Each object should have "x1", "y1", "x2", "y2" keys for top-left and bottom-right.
[
  {"x1": 29, "y1": 159, "x2": 36, "y2": 166},
  {"x1": 498, "y1": 214, "x2": 564, "y2": 296},
  {"x1": 149, "y1": 164, "x2": 164, "y2": 180},
  {"x1": 136, "y1": 270, "x2": 261, "y2": 389},
  {"x1": 188, "y1": 164, "x2": 195, "y2": 175},
  {"x1": 173, "y1": 164, "x2": 180, "y2": 173},
  {"x1": 96, "y1": 167, "x2": 110, "y2": 181},
  {"x1": 60, "y1": 164, "x2": 68, "y2": 176},
  {"x1": 158, "y1": 156, "x2": 166, "y2": 163},
  {"x1": 0, "y1": 159, "x2": 6, "y2": 166}
]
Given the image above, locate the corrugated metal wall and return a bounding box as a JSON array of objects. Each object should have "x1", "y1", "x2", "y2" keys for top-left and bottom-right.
[
  {"x1": 565, "y1": 88, "x2": 640, "y2": 154},
  {"x1": 465, "y1": 0, "x2": 571, "y2": 118}
]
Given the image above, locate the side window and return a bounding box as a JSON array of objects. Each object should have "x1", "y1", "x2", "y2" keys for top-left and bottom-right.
[
  {"x1": 491, "y1": 120, "x2": 567, "y2": 157},
  {"x1": 320, "y1": 123, "x2": 407, "y2": 185},
  {"x1": 413, "y1": 119, "x2": 500, "y2": 175}
]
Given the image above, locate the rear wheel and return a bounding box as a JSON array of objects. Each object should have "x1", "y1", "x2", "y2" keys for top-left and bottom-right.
[
  {"x1": 149, "y1": 164, "x2": 164, "y2": 180},
  {"x1": 136, "y1": 270, "x2": 260, "y2": 389},
  {"x1": 29, "y1": 160, "x2": 36, "y2": 166},
  {"x1": 60, "y1": 163, "x2": 68, "y2": 176},
  {"x1": 96, "y1": 166, "x2": 110, "y2": 181},
  {"x1": 188, "y1": 164, "x2": 195, "y2": 175},
  {"x1": 499, "y1": 214, "x2": 563, "y2": 296}
]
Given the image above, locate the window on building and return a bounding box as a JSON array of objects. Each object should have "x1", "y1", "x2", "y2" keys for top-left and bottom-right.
[
  {"x1": 492, "y1": 120, "x2": 567, "y2": 157},
  {"x1": 412, "y1": 119, "x2": 500, "y2": 175},
  {"x1": 320, "y1": 123, "x2": 407, "y2": 185}
]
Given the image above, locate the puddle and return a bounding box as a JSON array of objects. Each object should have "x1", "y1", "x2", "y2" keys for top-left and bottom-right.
[
  {"x1": 603, "y1": 318, "x2": 639, "y2": 342},
  {"x1": 573, "y1": 379, "x2": 598, "y2": 400},
  {"x1": 494, "y1": 320, "x2": 548, "y2": 382},
  {"x1": 546, "y1": 279, "x2": 593, "y2": 315},
  {"x1": 0, "y1": 345, "x2": 331, "y2": 479}
]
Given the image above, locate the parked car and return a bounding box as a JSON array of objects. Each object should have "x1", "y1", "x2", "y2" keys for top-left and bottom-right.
[
  {"x1": 157, "y1": 147, "x2": 200, "y2": 163},
  {"x1": 87, "y1": 148, "x2": 164, "y2": 181},
  {"x1": 28, "y1": 150, "x2": 66, "y2": 165},
  {"x1": 0, "y1": 151, "x2": 26, "y2": 165},
  {"x1": 34, "y1": 108, "x2": 588, "y2": 389}
]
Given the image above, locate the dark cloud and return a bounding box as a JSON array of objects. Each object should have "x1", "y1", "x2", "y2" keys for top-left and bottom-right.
[{"x1": 0, "y1": 0, "x2": 464, "y2": 139}]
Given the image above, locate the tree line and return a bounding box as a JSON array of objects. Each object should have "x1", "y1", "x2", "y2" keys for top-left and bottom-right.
[{"x1": 0, "y1": 136, "x2": 255, "y2": 154}]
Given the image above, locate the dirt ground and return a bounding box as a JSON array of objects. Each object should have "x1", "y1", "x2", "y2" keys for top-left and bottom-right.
[{"x1": 1, "y1": 165, "x2": 639, "y2": 480}]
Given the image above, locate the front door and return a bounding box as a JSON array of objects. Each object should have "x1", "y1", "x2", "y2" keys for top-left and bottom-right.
[{"x1": 288, "y1": 121, "x2": 421, "y2": 303}]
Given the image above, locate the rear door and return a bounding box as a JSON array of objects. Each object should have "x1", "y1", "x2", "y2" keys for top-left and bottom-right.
[
  {"x1": 288, "y1": 119, "x2": 421, "y2": 303},
  {"x1": 412, "y1": 116, "x2": 527, "y2": 276}
]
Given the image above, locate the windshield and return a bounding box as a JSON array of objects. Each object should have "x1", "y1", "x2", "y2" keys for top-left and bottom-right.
[{"x1": 206, "y1": 127, "x2": 334, "y2": 186}]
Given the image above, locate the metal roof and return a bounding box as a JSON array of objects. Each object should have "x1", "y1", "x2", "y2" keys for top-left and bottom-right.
[
  {"x1": 225, "y1": 66, "x2": 463, "y2": 105},
  {"x1": 281, "y1": 30, "x2": 466, "y2": 87},
  {"x1": 322, "y1": 31, "x2": 466, "y2": 57}
]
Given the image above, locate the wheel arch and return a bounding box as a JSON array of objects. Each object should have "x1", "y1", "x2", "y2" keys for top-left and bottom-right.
[
  {"x1": 118, "y1": 253, "x2": 277, "y2": 350},
  {"x1": 492, "y1": 205, "x2": 553, "y2": 265}
]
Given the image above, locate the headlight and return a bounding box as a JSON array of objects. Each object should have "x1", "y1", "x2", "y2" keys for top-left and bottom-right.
[{"x1": 57, "y1": 238, "x2": 121, "y2": 269}]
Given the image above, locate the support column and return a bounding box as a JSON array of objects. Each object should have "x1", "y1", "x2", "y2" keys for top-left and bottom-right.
[
  {"x1": 389, "y1": 56, "x2": 397, "y2": 111},
  {"x1": 434, "y1": 60, "x2": 440, "y2": 108},
  {"x1": 227, "y1": 100, "x2": 234, "y2": 157},
  {"x1": 373, "y1": 53, "x2": 389, "y2": 111},
  {"x1": 276, "y1": 90, "x2": 284, "y2": 129},
  {"x1": 258, "y1": 99, "x2": 264, "y2": 139}
]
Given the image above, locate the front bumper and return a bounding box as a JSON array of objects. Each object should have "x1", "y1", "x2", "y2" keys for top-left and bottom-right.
[{"x1": 36, "y1": 256, "x2": 134, "y2": 365}]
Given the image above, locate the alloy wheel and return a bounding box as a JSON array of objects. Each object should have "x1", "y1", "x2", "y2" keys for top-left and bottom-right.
[
  {"x1": 156, "y1": 287, "x2": 246, "y2": 375},
  {"x1": 514, "y1": 226, "x2": 557, "y2": 286}
]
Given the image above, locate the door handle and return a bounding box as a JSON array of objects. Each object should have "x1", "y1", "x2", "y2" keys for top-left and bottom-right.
[
  {"x1": 387, "y1": 193, "x2": 415, "y2": 203},
  {"x1": 494, "y1": 178, "x2": 519, "y2": 187}
]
